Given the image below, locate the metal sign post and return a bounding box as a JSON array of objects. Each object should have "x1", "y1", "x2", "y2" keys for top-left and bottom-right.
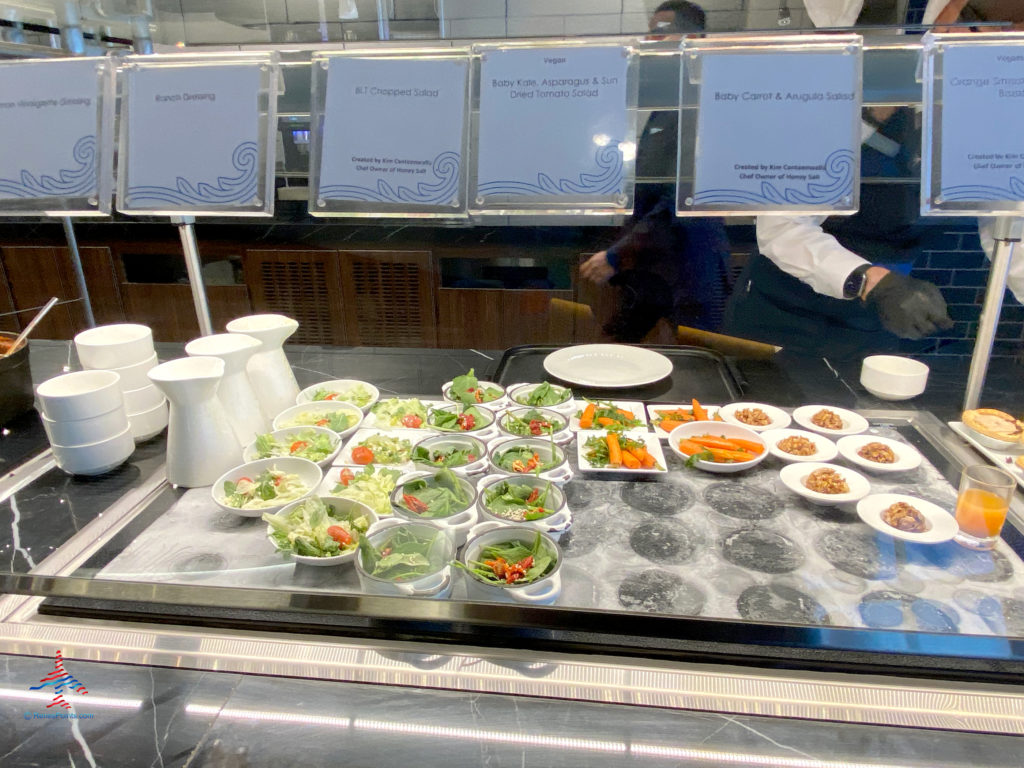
[
  {"x1": 171, "y1": 216, "x2": 213, "y2": 337},
  {"x1": 61, "y1": 216, "x2": 95, "y2": 328}
]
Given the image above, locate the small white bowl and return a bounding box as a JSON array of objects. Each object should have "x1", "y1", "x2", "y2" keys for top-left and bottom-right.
[
  {"x1": 51, "y1": 425, "x2": 135, "y2": 476},
  {"x1": 106, "y1": 352, "x2": 159, "y2": 391},
  {"x1": 792, "y1": 405, "x2": 869, "y2": 436},
  {"x1": 123, "y1": 383, "x2": 164, "y2": 414},
  {"x1": 761, "y1": 428, "x2": 838, "y2": 464},
  {"x1": 212, "y1": 457, "x2": 322, "y2": 517},
  {"x1": 411, "y1": 434, "x2": 488, "y2": 476},
  {"x1": 459, "y1": 523, "x2": 563, "y2": 605},
  {"x1": 355, "y1": 519, "x2": 455, "y2": 597},
  {"x1": 426, "y1": 404, "x2": 498, "y2": 439},
  {"x1": 272, "y1": 401, "x2": 363, "y2": 439},
  {"x1": 475, "y1": 474, "x2": 573, "y2": 539},
  {"x1": 718, "y1": 402, "x2": 792, "y2": 433},
  {"x1": 128, "y1": 399, "x2": 168, "y2": 441},
  {"x1": 267, "y1": 496, "x2": 377, "y2": 566},
  {"x1": 506, "y1": 382, "x2": 574, "y2": 415},
  {"x1": 442, "y1": 379, "x2": 507, "y2": 410},
  {"x1": 391, "y1": 471, "x2": 478, "y2": 547},
  {"x1": 36, "y1": 370, "x2": 124, "y2": 422},
  {"x1": 667, "y1": 421, "x2": 768, "y2": 473},
  {"x1": 487, "y1": 437, "x2": 573, "y2": 483},
  {"x1": 296, "y1": 379, "x2": 381, "y2": 413},
  {"x1": 496, "y1": 406, "x2": 573, "y2": 444},
  {"x1": 779, "y1": 462, "x2": 871, "y2": 506},
  {"x1": 836, "y1": 435, "x2": 923, "y2": 474},
  {"x1": 41, "y1": 406, "x2": 129, "y2": 447},
  {"x1": 959, "y1": 420, "x2": 1024, "y2": 452},
  {"x1": 243, "y1": 426, "x2": 342, "y2": 468},
  {"x1": 74, "y1": 324, "x2": 154, "y2": 369},
  {"x1": 860, "y1": 355, "x2": 929, "y2": 401},
  {"x1": 856, "y1": 493, "x2": 958, "y2": 544}
]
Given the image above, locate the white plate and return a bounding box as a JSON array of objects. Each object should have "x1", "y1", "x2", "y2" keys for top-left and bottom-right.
[
  {"x1": 856, "y1": 493, "x2": 958, "y2": 544},
  {"x1": 334, "y1": 428, "x2": 425, "y2": 470},
  {"x1": 645, "y1": 403, "x2": 721, "y2": 439},
  {"x1": 761, "y1": 428, "x2": 838, "y2": 463},
  {"x1": 543, "y1": 344, "x2": 672, "y2": 388},
  {"x1": 569, "y1": 399, "x2": 647, "y2": 431},
  {"x1": 295, "y1": 379, "x2": 380, "y2": 412},
  {"x1": 211, "y1": 457, "x2": 322, "y2": 518},
  {"x1": 792, "y1": 405, "x2": 869, "y2": 436},
  {"x1": 836, "y1": 435, "x2": 922, "y2": 474},
  {"x1": 666, "y1": 422, "x2": 768, "y2": 474},
  {"x1": 718, "y1": 402, "x2": 792, "y2": 433},
  {"x1": 362, "y1": 399, "x2": 444, "y2": 431},
  {"x1": 272, "y1": 401, "x2": 363, "y2": 440},
  {"x1": 577, "y1": 430, "x2": 667, "y2": 473},
  {"x1": 778, "y1": 462, "x2": 871, "y2": 506},
  {"x1": 950, "y1": 421, "x2": 1024, "y2": 491}
]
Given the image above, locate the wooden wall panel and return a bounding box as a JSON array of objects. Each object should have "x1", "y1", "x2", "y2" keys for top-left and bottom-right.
[
  {"x1": 1, "y1": 246, "x2": 79, "y2": 339},
  {"x1": 339, "y1": 250, "x2": 437, "y2": 347},
  {"x1": 0, "y1": 257, "x2": 17, "y2": 334},
  {"x1": 121, "y1": 284, "x2": 251, "y2": 342},
  {"x1": 438, "y1": 289, "x2": 574, "y2": 349}
]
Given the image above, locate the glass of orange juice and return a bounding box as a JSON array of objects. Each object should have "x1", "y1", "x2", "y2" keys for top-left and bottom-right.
[{"x1": 953, "y1": 464, "x2": 1016, "y2": 550}]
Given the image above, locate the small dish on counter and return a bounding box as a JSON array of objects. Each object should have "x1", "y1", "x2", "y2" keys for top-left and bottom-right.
[
  {"x1": 761, "y1": 428, "x2": 838, "y2": 464},
  {"x1": 457, "y1": 523, "x2": 562, "y2": 605},
  {"x1": 442, "y1": 369, "x2": 507, "y2": 409},
  {"x1": 578, "y1": 430, "x2": 667, "y2": 473},
  {"x1": 337, "y1": 428, "x2": 424, "y2": 469},
  {"x1": 425, "y1": 403, "x2": 498, "y2": 439},
  {"x1": 792, "y1": 405, "x2": 869, "y2": 436},
  {"x1": 265, "y1": 495, "x2": 377, "y2": 566},
  {"x1": 960, "y1": 408, "x2": 1024, "y2": 451},
  {"x1": 646, "y1": 402, "x2": 721, "y2": 439},
  {"x1": 243, "y1": 426, "x2": 342, "y2": 468},
  {"x1": 718, "y1": 402, "x2": 791, "y2": 432},
  {"x1": 667, "y1": 422, "x2": 767, "y2": 474},
  {"x1": 295, "y1": 379, "x2": 380, "y2": 412},
  {"x1": 505, "y1": 381, "x2": 574, "y2": 415},
  {"x1": 497, "y1": 406, "x2": 573, "y2": 444},
  {"x1": 212, "y1": 457, "x2": 321, "y2": 517},
  {"x1": 411, "y1": 433, "x2": 488, "y2": 476},
  {"x1": 570, "y1": 399, "x2": 647, "y2": 431},
  {"x1": 487, "y1": 437, "x2": 573, "y2": 483},
  {"x1": 272, "y1": 401, "x2": 363, "y2": 439},
  {"x1": 778, "y1": 462, "x2": 870, "y2": 506},
  {"x1": 836, "y1": 434, "x2": 922, "y2": 474},
  {"x1": 856, "y1": 493, "x2": 958, "y2": 544}
]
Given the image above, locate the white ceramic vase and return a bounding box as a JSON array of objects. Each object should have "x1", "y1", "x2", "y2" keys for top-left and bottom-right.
[
  {"x1": 147, "y1": 356, "x2": 242, "y2": 488},
  {"x1": 225, "y1": 314, "x2": 300, "y2": 421},
  {"x1": 185, "y1": 333, "x2": 268, "y2": 446}
]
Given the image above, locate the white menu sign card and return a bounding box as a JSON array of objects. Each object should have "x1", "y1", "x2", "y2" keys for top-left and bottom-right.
[
  {"x1": 475, "y1": 45, "x2": 632, "y2": 211},
  {"x1": 314, "y1": 55, "x2": 469, "y2": 214},
  {"x1": 0, "y1": 58, "x2": 113, "y2": 215},
  {"x1": 928, "y1": 41, "x2": 1024, "y2": 213},
  {"x1": 687, "y1": 48, "x2": 861, "y2": 214},
  {"x1": 119, "y1": 57, "x2": 275, "y2": 216}
]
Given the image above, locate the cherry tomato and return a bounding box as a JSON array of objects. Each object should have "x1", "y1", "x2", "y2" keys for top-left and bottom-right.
[
  {"x1": 289, "y1": 440, "x2": 309, "y2": 454},
  {"x1": 401, "y1": 413, "x2": 423, "y2": 428},
  {"x1": 351, "y1": 446, "x2": 374, "y2": 465},
  {"x1": 457, "y1": 413, "x2": 476, "y2": 431},
  {"x1": 323, "y1": 393, "x2": 338, "y2": 400},
  {"x1": 338, "y1": 468, "x2": 355, "y2": 487},
  {"x1": 316, "y1": 418, "x2": 329, "y2": 427},
  {"x1": 326, "y1": 525, "x2": 352, "y2": 546},
  {"x1": 526, "y1": 488, "x2": 540, "y2": 504},
  {"x1": 237, "y1": 476, "x2": 252, "y2": 484}
]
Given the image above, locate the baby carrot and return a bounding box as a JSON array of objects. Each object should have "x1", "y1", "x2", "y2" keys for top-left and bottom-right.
[
  {"x1": 677, "y1": 438, "x2": 706, "y2": 456},
  {"x1": 606, "y1": 432, "x2": 623, "y2": 467},
  {"x1": 714, "y1": 412, "x2": 725, "y2": 422},
  {"x1": 596, "y1": 416, "x2": 618, "y2": 427},
  {"x1": 616, "y1": 408, "x2": 635, "y2": 419},
  {"x1": 707, "y1": 447, "x2": 757, "y2": 463},
  {"x1": 690, "y1": 435, "x2": 739, "y2": 451},
  {"x1": 692, "y1": 399, "x2": 707, "y2": 421},
  {"x1": 729, "y1": 438, "x2": 765, "y2": 455},
  {"x1": 628, "y1": 446, "x2": 656, "y2": 468},
  {"x1": 658, "y1": 419, "x2": 687, "y2": 432},
  {"x1": 621, "y1": 451, "x2": 641, "y2": 469},
  {"x1": 579, "y1": 402, "x2": 596, "y2": 429}
]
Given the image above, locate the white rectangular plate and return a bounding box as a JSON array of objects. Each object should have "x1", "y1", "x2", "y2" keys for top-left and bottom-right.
[
  {"x1": 334, "y1": 428, "x2": 425, "y2": 470},
  {"x1": 645, "y1": 403, "x2": 722, "y2": 440},
  {"x1": 950, "y1": 421, "x2": 1024, "y2": 490},
  {"x1": 569, "y1": 399, "x2": 648, "y2": 432},
  {"x1": 576, "y1": 430, "x2": 667, "y2": 474}
]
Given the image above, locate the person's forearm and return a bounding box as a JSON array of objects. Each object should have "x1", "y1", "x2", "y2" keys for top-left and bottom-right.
[
  {"x1": 978, "y1": 220, "x2": 1024, "y2": 304},
  {"x1": 756, "y1": 216, "x2": 870, "y2": 299}
]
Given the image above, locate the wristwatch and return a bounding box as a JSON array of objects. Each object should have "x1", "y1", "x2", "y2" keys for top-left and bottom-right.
[{"x1": 842, "y1": 263, "x2": 872, "y2": 300}]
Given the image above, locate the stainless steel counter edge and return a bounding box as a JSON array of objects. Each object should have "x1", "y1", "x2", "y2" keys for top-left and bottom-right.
[{"x1": 1, "y1": 410, "x2": 1022, "y2": 735}]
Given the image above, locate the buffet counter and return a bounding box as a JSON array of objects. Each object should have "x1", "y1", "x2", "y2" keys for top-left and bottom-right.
[{"x1": 0, "y1": 341, "x2": 1022, "y2": 765}]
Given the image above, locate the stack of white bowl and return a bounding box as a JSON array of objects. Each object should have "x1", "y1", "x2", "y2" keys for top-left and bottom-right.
[
  {"x1": 37, "y1": 370, "x2": 135, "y2": 476},
  {"x1": 73, "y1": 324, "x2": 168, "y2": 441}
]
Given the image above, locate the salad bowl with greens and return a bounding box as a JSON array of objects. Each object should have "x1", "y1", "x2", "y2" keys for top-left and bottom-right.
[
  {"x1": 475, "y1": 474, "x2": 572, "y2": 539},
  {"x1": 442, "y1": 369, "x2": 506, "y2": 409},
  {"x1": 497, "y1": 406, "x2": 572, "y2": 444},
  {"x1": 330, "y1": 464, "x2": 404, "y2": 517},
  {"x1": 296, "y1": 379, "x2": 380, "y2": 412},
  {"x1": 487, "y1": 437, "x2": 573, "y2": 484},
  {"x1": 272, "y1": 401, "x2": 363, "y2": 439},
  {"x1": 507, "y1": 382, "x2": 573, "y2": 414},
  {"x1": 355, "y1": 519, "x2": 455, "y2": 597},
  {"x1": 369, "y1": 398, "x2": 432, "y2": 429},
  {"x1": 264, "y1": 495, "x2": 376, "y2": 566},
  {"x1": 411, "y1": 434, "x2": 487, "y2": 476},
  {"x1": 426, "y1": 404, "x2": 496, "y2": 438},
  {"x1": 391, "y1": 469, "x2": 477, "y2": 546},
  {"x1": 456, "y1": 523, "x2": 562, "y2": 605},
  {"x1": 212, "y1": 457, "x2": 322, "y2": 517},
  {"x1": 243, "y1": 426, "x2": 342, "y2": 468}
]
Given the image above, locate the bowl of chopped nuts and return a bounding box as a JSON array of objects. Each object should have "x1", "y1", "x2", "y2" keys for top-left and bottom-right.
[
  {"x1": 762, "y1": 428, "x2": 838, "y2": 464},
  {"x1": 718, "y1": 402, "x2": 791, "y2": 432},
  {"x1": 779, "y1": 462, "x2": 871, "y2": 506},
  {"x1": 856, "y1": 493, "x2": 958, "y2": 543},
  {"x1": 792, "y1": 405, "x2": 869, "y2": 436},
  {"x1": 837, "y1": 435, "x2": 922, "y2": 474}
]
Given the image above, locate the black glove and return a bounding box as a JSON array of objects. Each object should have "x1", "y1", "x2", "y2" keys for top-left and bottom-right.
[{"x1": 865, "y1": 271, "x2": 954, "y2": 340}]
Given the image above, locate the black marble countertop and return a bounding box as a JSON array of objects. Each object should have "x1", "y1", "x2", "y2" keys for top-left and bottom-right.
[{"x1": 1, "y1": 341, "x2": 1022, "y2": 765}]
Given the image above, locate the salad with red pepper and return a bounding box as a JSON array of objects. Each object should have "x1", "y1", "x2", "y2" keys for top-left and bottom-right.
[
  {"x1": 396, "y1": 469, "x2": 471, "y2": 520},
  {"x1": 448, "y1": 369, "x2": 503, "y2": 405},
  {"x1": 370, "y1": 398, "x2": 429, "y2": 429},
  {"x1": 427, "y1": 405, "x2": 489, "y2": 432},
  {"x1": 264, "y1": 497, "x2": 371, "y2": 559},
  {"x1": 455, "y1": 532, "x2": 555, "y2": 586}
]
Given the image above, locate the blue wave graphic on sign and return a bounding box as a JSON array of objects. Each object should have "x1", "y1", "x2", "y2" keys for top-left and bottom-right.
[
  {"x1": 940, "y1": 177, "x2": 1024, "y2": 202},
  {"x1": 321, "y1": 151, "x2": 460, "y2": 204},
  {"x1": 0, "y1": 135, "x2": 96, "y2": 199},
  {"x1": 693, "y1": 149, "x2": 855, "y2": 206},
  {"x1": 126, "y1": 141, "x2": 259, "y2": 207},
  {"x1": 478, "y1": 144, "x2": 623, "y2": 197}
]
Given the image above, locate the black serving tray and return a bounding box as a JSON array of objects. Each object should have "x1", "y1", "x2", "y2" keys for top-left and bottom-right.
[{"x1": 492, "y1": 344, "x2": 744, "y2": 403}]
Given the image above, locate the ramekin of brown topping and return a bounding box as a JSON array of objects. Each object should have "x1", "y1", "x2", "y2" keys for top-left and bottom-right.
[
  {"x1": 804, "y1": 467, "x2": 850, "y2": 494},
  {"x1": 811, "y1": 409, "x2": 844, "y2": 430},
  {"x1": 857, "y1": 441, "x2": 896, "y2": 464},
  {"x1": 735, "y1": 407, "x2": 771, "y2": 427},
  {"x1": 881, "y1": 501, "x2": 928, "y2": 533},
  {"x1": 778, "y1": 435, "x2": 817, "y2": 456}
]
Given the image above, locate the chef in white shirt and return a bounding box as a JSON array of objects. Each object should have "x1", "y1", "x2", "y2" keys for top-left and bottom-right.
[{"x1": 723, "y1": 0, "x2": 1024, "y2": 357}]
